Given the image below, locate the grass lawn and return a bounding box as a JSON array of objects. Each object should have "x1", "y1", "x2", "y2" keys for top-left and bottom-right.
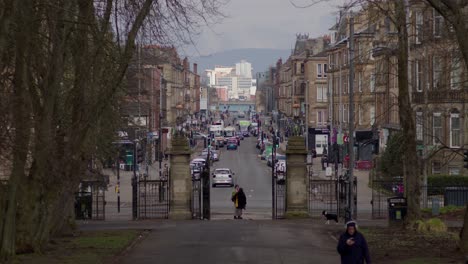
[
  {"x1": 357, "y1": 227, "x2": 464, "y2": 264},
  {"x1": 14, "y1": 230, "x2": 140, "y2": 264}
]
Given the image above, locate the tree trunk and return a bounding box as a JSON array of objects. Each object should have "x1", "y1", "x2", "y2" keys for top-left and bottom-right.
[
  {"x1": 461, "y1": 204, "x2": 468, "y2": 256},
  {"x1": 395, "y1": 0, "x2": 421, "y2": 224},
  {"x1": 0, "y1": 0, "x2": 32, "y2": 259}
]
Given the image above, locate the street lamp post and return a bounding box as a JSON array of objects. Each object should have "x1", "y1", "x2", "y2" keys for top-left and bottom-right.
[
  {"x1": 176, "y1": 104, "x2": 184, "y2": 136},
  {"x1": 292, "y1": 102, "x2": 301, "y2": 136}
]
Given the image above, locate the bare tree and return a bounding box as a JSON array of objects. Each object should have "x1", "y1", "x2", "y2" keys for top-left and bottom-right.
[
  {"x1": 421, "y1": 0, "x2": 468, "y2": 255},
  {"x1": 0, "y1": 0, "x2": 225, "y2": 260}
]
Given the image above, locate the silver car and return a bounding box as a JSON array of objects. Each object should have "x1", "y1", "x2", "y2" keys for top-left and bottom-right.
[{"x1": 212, "y1": 168, "x2": 234, "y2": 187}]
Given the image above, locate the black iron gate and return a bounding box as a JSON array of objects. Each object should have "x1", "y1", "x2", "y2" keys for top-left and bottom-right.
[
  {"x1": 308, "y1": 178, "x2": 338, "y2": 218},
  {"x1": 308, "y1": 173, "x2": 357, "y2": 221},
  {"x1": 75, "y1": 181, "x2": 106, "y2": 220},
  {"x1": 192, "y1": 178, "x2": 202, "y2": 219},
  {"x1": 273, "y1": 170, "x2": 286, "y2": 219},
  {"x1": 137, "y1": 178, "x2": 170, "y2": 219}
]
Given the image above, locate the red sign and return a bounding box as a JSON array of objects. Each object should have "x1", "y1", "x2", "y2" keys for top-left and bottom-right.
[{"x1": 343, "y1": 135, "x2": 349, "y2": 142}]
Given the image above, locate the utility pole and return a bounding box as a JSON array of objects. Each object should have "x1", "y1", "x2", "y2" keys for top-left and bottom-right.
[
  {"x1": 116, "y1": 152, "x2": 120, "y2": 213},
  {"x1": 272, "y1": 136, "x2": 277, "y2": 219},
  {"x1": 347, "y1": 13, "x2": 356, "y2": 221},
  {"x1": 159, "y1": 70, "x2": 163, "y2": 180},
  {"x1": 132, "y1": 140, "x2": 138, "y2": 220},
  {"x1": 305, "y1": 80, "x2": 309, "y2": 154}
]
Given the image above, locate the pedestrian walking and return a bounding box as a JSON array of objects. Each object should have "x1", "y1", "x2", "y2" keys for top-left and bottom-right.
[
  {"x1": 231, "y1": 185, "x2": 247, "y2": 219},
  {"x1": 337, "y1": 221, "x2": 371, "y2": 264}
]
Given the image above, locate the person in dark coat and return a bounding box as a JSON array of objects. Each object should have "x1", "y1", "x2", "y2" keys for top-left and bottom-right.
[
  {"x1": 337, "y1": 221, "x2": 371, "y2": 264},
  {"x1": 231, "y1": 185, "x2": 247, "y2": 219}
]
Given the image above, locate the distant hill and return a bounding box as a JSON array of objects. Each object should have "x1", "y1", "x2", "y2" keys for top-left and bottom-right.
[{"x1": 190, "y1": 48, "x2": 292, "y2": 75}]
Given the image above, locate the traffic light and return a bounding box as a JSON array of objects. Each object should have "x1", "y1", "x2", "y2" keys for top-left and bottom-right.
[
  {"x1": 464, "y1": 150, "x2": 468, "y2": 169},
  {"x1": 275, "y1": 137, "x2": 279, "y2": 149},
  {"x1": 136, "y1": 146, "x2": 144, "y2": 164}
]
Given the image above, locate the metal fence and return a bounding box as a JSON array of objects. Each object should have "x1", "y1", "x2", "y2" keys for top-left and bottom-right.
[
  {"x1": 192, "y1": 178, "x2": 202, "y2": 219},
  {"x1": 308, "y1": 179, "x2": 338, "y2": 218},
  {"x1": 273, "y1": 171, "x2": 286, "y2": 219},
  {"x1": 371, "y1": 179, "x2": 468, "y2": 219},
  {"x1": 137, "y1": 179, "x2": 170, "y2": 219},
  {"x1": 75, "y1": 181, "x2": 106, "y2": 220}
]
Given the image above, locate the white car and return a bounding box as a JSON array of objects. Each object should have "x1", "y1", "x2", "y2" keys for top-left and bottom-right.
[
  {"x1": 212, "y1": 168, "x2": 235, "y2": 187},
  {"x1": 275, "y1": 161, "x2": 286, "y2": 184}
]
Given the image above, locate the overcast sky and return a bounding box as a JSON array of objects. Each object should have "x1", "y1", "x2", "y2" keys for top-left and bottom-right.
[{"x1": 182, "y1": 0, "x2": 345, "y2": 57}]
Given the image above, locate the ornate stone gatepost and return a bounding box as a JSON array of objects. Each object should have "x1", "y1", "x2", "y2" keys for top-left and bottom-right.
[
  {"x1": 168, "y1": 135, "x2": 192, "y2": 220},
  {"x1": 285, "y1": 136, "x2": 308, "y2": 218}
]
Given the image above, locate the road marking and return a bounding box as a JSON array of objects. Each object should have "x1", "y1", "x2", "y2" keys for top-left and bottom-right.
[{"x1": 250, "y1": 189, "x2": 254, "y2": 192}]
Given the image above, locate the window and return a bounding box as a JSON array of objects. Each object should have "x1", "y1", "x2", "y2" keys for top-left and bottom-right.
[
  {"x1": 324, "y1": 64, "x2": 328, "y2": 77},
  {"x1": 317, "y1": 111, "x2": 323, "y2": 125},
  {"x1": 358, "y1": 105, "x2": 363, "y2": 125},
  {"x1": 433, "y1": 9, "x2": 442, "y2": 38},
  {"x1": 416, "y1": 60, "x2": 423, "y2": 92},
  {"x1": 317, "y1": 85, "x2": 323, "y2": 102},
  {"x1": 432, "y1": 161, "x2": 441, "y2": 175},
  {"x1": 416, "y1": 11, "x2": 423, "y2": 44},
  {"x1": 344, "y1": 74, "x2": 349, "y2": 94},
  {"x1": 370, "y1": 106, "x2": 375, "y2": 125},
  {"x1": 449, "y1": 167, "x2": 460, "y2": 176},
  {"x1": 450, "y1": 57, "x2": 462, "y2": 90},
  {"x1": 370, "y1": 73, "x2": 375, "y2": 92},
  {"x1": 317, "y1": 64, "x2": 323, "y2": 78},
  {"x1": 300, "y1": 63, "x2": 305, "y2": 73},
  {"x1": 358, "y1": 72, "x2": 363, "y2": 92},
  {"x1": 343, "y1": 51, "x2": 348, "y2": 65},
  {"x1": 334, "y1": 77, "x2": 339, "y2": 95},
  {"x1": 433, "y1": 56, "x2": 442, "y2": 89},
  {"x1": 343, "y1": 104, "x2": 347, "y2": 123},
  {"x1": 316, "y1": 85, "x2": 328, "y2": 102},
  {"x1": 450, "y1": 113, "x2": 460, "y2": 148},
  {"x1": 433, "y1": 113, "x2": 442, "y2": 145},
  {"x1": 416, "y1": 112, "x2": 423, "y2": 141}
]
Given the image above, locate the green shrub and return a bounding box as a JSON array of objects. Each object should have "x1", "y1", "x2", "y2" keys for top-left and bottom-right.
[
  {"x1": 425, "y1": 218, "x2": 447, "y2": 233},
  {"x1": 415, "y1": 218, "x2": 447, "y2": 233}
]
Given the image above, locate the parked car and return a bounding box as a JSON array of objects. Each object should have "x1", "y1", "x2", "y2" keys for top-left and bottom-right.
[
  {"x1": 226, "y1": 138, "x2": 238, "y2": 150},
  {"x1": 275, "y1": 160, "x2": 286, "y2": 184},
  {"x1": 190, "y1": 159, "x2": 206, "y2": 180},
  {"x1": 211, "y1": 150, "x2": 219, "y2": 161},
  {"x1": 267, "y1": 154, "x2": 286, "y2": 167},
  {"x1": 201, "y1": 149, "x2": 219, "y2": 161},
  {"x1": 190, "y1": 162, "x2": 203, "y2": 180},
  {"x1": 242, "y1": 130, "x2": 250, "y2": 137},
  {"x1": 212, "y1": 168, "x2": 234, "y2": 187}
]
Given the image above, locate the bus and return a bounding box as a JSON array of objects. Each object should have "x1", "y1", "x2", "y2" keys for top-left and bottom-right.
[{"x1": 224, "y1": 126, "x2": 236, "y2": 137}]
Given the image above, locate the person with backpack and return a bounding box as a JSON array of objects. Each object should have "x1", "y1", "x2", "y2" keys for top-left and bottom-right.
[{"x1": 231, "y1": 185, "x2": 247, "y2": 219}]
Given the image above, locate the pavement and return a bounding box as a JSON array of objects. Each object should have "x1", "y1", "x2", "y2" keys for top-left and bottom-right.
[{"x1": 80, "y1": 220, "x2": 342, "y2": 264}]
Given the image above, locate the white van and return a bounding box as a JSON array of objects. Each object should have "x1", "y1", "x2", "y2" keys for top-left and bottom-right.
[{"x1": 315, "y1": 134, "x2": 328, "y2": 155}]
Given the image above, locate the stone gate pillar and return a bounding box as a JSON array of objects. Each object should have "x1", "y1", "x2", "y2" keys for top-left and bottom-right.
[
  {"x1": 285, "y1": 136, "x2": 308, "y2": 218},
  {"x1": 169, "y1": 135, "x2": 192, "y2": 220}
]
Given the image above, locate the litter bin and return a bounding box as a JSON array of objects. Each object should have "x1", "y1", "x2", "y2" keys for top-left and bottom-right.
[{"x1": 388, "y1": 197, "x2": 407, "y2": 222}]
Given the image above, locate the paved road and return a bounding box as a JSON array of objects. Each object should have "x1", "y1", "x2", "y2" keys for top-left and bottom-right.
[
  {"x1": 114, "y1": 220, "x2": 340, "y2": 264},
  {"x1": 210, "y1": 133, "x2": 273, "y2": 220}
]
